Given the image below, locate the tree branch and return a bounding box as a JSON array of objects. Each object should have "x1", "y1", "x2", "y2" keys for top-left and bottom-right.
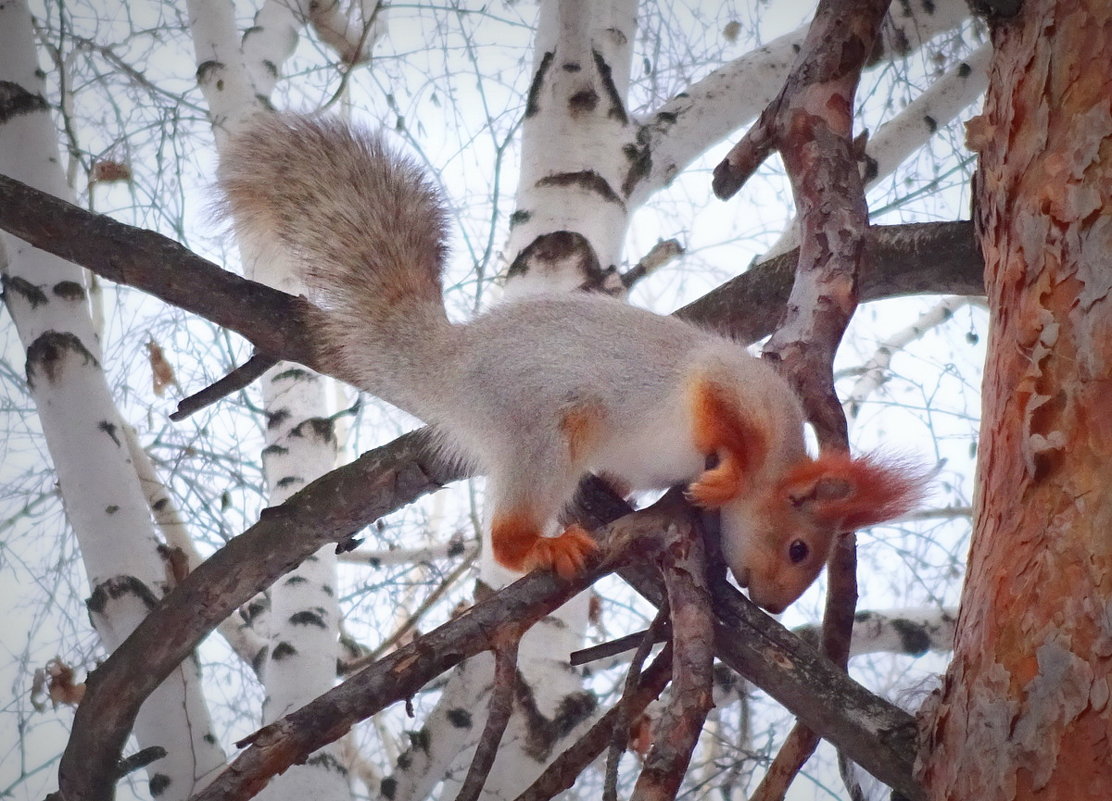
[
  {"x1": 631, "y1": 510, "x2": 715, "y2": 801},
  {"x1": 714, "y1": 3, "x2": 902, "y2": 797},
  {"x1": 571, "y1": 483, "x2": 925, "y2": 801},
  {"x1": 515, "y1": 647, "x2": 673, "y2": 801},
  {"x1": 0, "y1": 172, "x2": 982, "y2": 389},
  {"x1": 0, "y1": 170, "x2": 971, "y2": 800},
  {"x1": 189, "y1": 498, "x2": 676, "y2": 801},
  {"x1": 604, "y1": 609, "x2": 669, "y2": 801},
  {"x1": 57, "y1": 429, "x2": 463, "y2": 801},
  {"x1": 0, "y1": 177, "x2": 323, "y2": 370},
  {"x1": 452, "y1": 631, "x2": 520, "y2": 801}
]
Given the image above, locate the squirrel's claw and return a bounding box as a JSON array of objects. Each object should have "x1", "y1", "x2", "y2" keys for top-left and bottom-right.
[{"x1": 523, "y1": 525, "x2": 597, "y2": 579}]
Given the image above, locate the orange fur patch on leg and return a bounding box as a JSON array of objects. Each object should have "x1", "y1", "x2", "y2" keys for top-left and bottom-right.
[
  {"x1": 686, "y1": 376, "x2": 767, "y2": 507},
  {"x1": 490, "y1": 513, "x2": 597, "y2": 578},
  {"x1": 490, "y1": 511, "x2": 544, "y2": 573},
  {"x1": 560, "y1": 403, "x2": 602, "y2": 464},
  {"x1": 688, "y1": 451, "x2": 745, "y2": 508}
]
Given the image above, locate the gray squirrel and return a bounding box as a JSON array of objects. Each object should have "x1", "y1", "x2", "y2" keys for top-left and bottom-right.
[{"x1": 218, "y1": 114, "x2": 925, "y2": 613}]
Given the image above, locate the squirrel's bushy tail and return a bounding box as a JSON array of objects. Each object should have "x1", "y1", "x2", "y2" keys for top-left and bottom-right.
[{"x1": 217, "y1": 114, "x2": 453, "y2": 416}]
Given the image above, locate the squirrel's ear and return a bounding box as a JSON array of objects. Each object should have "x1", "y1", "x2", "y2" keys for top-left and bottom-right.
[
  {"x1": 782, "y1": 452, "x2": 928, "y2": 531},
  {"x1": 687, "y1": 378, "x2": 768, "y2": 508}
]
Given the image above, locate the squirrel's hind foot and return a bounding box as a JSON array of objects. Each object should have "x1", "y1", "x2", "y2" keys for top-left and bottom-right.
[
  {"x1": 491, "y1": 515, "x2": 597, "y2": 579},
  {"x1": 523, "y1": 524, "x2": 597, "y2": 579}
]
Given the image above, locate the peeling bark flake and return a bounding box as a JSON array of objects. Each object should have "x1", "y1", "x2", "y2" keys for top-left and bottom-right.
[
  {"x1": 148, "y1": 773, "x2": 171, "y2": 797},
  {"x1": 288, "y1": 609, "x2": 327, "y2": 628},
  {"x1": 271, "y1": 642, "x2": 297, "y2": 660},
  {"x1": 52, "y1": 280, "x2": 86, "y2": 301},
  {"x1": 524, "y1": 51, "x2": 555, "y2": 118},
  {"x1": 536, "y1": 170, "x2": 625, "y2": 207},
  {"x1": 98, "y1": 420, "x2": 121, "y2": 446},
  {"x1": 446, "y1": 708, "x2": 472, "y2": 728},
  {"x1": 1012, "y1": 641, "x2": 1095, "y2": 789}
]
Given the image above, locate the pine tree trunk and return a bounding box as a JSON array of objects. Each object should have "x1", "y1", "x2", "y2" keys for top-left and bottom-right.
[{"x1": 919, "y1": 1, "x2": 1112, "y2": 798}]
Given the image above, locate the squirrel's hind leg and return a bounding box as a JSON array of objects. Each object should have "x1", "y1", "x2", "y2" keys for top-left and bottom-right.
[{"x1": 487, "y1": 404, "x2": 603, "y2": 579}]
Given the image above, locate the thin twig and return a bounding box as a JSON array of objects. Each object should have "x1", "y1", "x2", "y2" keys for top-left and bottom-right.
[
  {"x1": 342, "y1": 550, "x2": 478, "y2": 674},
  {"x1": 568, "y1": 625, "x2": 670, "y2": 666},
  {"x1": 453, "y1": 630, "x2": 522, "y2": 801},
  {"x1": 604, "y1": 608, "x2": 670, "y2": 801},
  {"x1": 620, "y1": 238, "x2": 684, "y2": 289},
  {"x1": 512, "y1": 646, "x2": 674, "y2": 801},
  {"x1": 170, "y1": 352, "x2": 277, "y2": 421}
]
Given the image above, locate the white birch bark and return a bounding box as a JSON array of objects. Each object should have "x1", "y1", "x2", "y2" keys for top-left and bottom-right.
[
  {"x1": 501, "y1": 0, "x2": 638, "y2": 298},
  {"x1": 241, "y1": 0, "x2": 310, "y2": 98},
  {"x1": 186, "y1": 2, "x2": 355, "y2": 798},
  {"x1": 492, "y1": 2, "x2": 637, "y2": 793},
  {"x1": 384, "y1": 653, "x2": 496, "y2": 801},
  {"x1": 395, "y1": 2, "x2": 640, "y2": 798},
  {"x1": 253, "y1": 367, "x2": 350, "y2": 800},
  {"x1": 864, "y1": 44, "x2": 991, "y2": 203},
  {"x1": 853, "y1": 607, "x2": 957, "y2": 658},
  {"x1": 0, "y1": 2, "x2": 224, "y2": 798},
  {"x1": 625, "y1": 0, "x2": 975, "y2": 207},
  {"x1": 123, "y1": 423, "x2": 269, "y2": 665}
]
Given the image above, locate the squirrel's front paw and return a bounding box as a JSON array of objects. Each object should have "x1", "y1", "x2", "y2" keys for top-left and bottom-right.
[
  {"x1": 687, "y1": 457, "x2": 743, "y2": 508},
  {"x1": 523, "y1": 525, "x2": 598, "y2": 579}
]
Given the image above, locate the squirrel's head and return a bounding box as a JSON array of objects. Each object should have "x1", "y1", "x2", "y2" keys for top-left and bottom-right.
[{"x1": 700, "y1": 452, "x2": 928, "y2": 614}]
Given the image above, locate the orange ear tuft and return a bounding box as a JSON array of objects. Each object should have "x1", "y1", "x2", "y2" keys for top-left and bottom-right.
[{"x1": 783, "y1": 452, "x2": 929, "y2": 532}]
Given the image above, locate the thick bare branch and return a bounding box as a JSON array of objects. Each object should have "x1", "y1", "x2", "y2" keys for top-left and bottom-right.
[
  {"x1": 604, "y1": 609, "x2": 668, "y2": 801},
  {"x1": 57, "y1": 429, "x2": 463, "y2": 801},
  {"x1": 715, "y1": 0, "x2": 890, "y2": 449},
  {"x1": 711, "y1": 4, "x2": 902, "y2": 796},
  {"x1": 631, "y1": 513, "x2": 715, "y2": 801},
  {"x1": 0, "y1": 173, "x2": 981, "y2": 379},
  {"x1": 0, "y1": 177, "x2": 323, "y2": 370},
  {"x1": 570, "y1": 484, "x2": 924, "y2": 801}
]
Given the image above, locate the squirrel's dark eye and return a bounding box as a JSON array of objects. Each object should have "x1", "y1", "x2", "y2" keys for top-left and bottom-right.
[{"x1": 788, "y1": 539, "x2": 809, "y2": 564}]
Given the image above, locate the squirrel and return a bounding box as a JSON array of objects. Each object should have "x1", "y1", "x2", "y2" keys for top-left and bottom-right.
[{"x1": 218, "y1": 114, "x2": 926, "y2": 613}]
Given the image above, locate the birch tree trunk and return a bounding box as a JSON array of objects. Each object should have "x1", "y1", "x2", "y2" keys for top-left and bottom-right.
[
  {"x1": 0, "y1": 2, "x2": 224, "y2": 799},
  {"x1": 919, "y1": 2, "x2": 1112, "y2": 797},
  {"x1": 186, "y1": 2, "x2": 378, "y2": 798},
  {"x1": 385, "y1": 4, "x2": 639, "y2": 795}
]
